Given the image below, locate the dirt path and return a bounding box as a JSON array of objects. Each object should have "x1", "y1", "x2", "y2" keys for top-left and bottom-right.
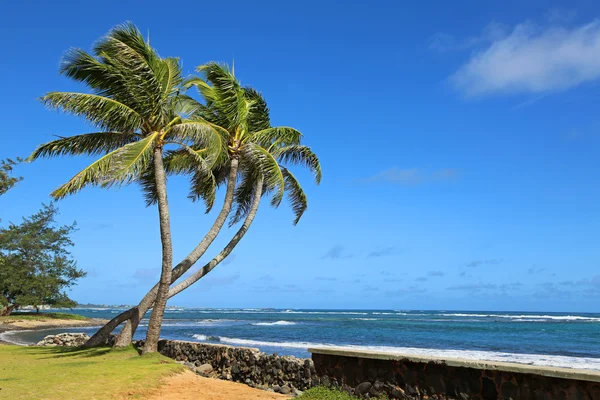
[{"x1": 144, "y1": 370, "x2": 292, "y2": 400}]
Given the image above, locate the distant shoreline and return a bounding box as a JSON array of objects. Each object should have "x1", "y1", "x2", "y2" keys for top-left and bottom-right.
[{"x1": 0, "y1": 315, "x2": 107, "y2": 345}]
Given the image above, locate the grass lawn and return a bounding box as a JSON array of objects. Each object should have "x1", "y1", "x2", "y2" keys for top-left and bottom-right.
[
  {"x1": 0, "y1": 312, "x2": 88, "y2": 322},
  {"x1": 298, "y1": 387, "x2": 388, "y2": 399},
  {"x1": 0, "y1": 344, "x2": 184, "y2": 399}
]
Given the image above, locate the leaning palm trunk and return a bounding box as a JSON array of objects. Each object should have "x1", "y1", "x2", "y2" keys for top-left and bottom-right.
[
  {"x1": 168, "y1": 175, "x2": 263, "y2": 297},
  {"x1": 109, "y1": 175, "x2": 263, "y2": 347},
  {"x1": 142, "y1": 147, "x2": 174, "y2": 354},
  {"x1": 84, "y1": 159, "x2": 240, "y2": 348}
]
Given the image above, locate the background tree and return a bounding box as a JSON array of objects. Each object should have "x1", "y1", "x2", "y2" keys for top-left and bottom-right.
[
  {"x1": 0, "y1": 158, "x2": 23, "y2": 197},
  {"x1": 0, "y1": 204, "x2": 84, "y2": 316}
]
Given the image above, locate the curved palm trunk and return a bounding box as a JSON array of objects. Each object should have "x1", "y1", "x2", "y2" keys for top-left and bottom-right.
[
  {"x1": 169, "y1": 175, "x2": 263, "y2": 296},
  {"x1": 113, "y1": 175, "x2": 263, "y2": 347},
  {"x1": 142, "y1": 146, "x2": 173, "y2": 354},
  {"x1": 86, "y1": 158, "x2": 240, "y2": 348}
]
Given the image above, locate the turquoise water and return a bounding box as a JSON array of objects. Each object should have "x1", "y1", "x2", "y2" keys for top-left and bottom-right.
[{"x1": 3, "y1": 308, "x2": 600, "y2": 370}]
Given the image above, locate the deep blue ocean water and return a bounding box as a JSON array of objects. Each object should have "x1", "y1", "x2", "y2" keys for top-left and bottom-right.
[{"x1": 3, "y1": 308, "x2": 600, "y2": 370}]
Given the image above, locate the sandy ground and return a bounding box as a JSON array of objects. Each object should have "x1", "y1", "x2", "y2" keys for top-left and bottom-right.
[
  {"x1": 0, "y1": 318, "x2": 106, "y2": 330},
  {"x1": 0, "y1": 317, "x2": 107, "y2": 344},
  {"x1": 142, "y1": 370, "x2": 291, "y2": 400}
]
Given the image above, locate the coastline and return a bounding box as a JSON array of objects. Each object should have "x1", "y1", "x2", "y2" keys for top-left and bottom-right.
[{"x1": 0, "y1": 317, "x2": 108, "y2": 345}]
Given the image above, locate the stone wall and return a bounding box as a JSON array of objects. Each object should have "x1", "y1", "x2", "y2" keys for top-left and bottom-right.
[
  {"x1": 38, "y1": 335, "x2": 600, "y2": 399},
  {"x1": 134, "y1": 339, "x2": 314, "y2": 396},
  {"x1": 310, "y1": 348, "x2": 600, "y2": 400}
]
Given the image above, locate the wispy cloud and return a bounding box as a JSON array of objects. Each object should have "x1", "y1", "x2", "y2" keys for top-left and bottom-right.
[
  {"x1": 528, "y1": 266, "x2": 548, "y2": 275},
  {"x1": 427, "y1": 270, "x2": 445, "y2": 277},
  {"x1": 368, "y1": 247, "x2": 396, "y2": 258},
  {"x1": 415, "y1": 277, "x2": 428, "y2": 282},
  {"x1": 321, "y1": 244, "x2": 353, "y2": 260},
  {"x1": 450, "y1": 20, "x2": 600, "y2": 97},
  {"x1": 363, "y1": 167, "x2": 459, "y2": 185},
  {"x1": 385, "y1": 286, "x2": 427, "y2": 296},
  {"x1": 533, "y1": 282, "x2": 572, "y2": 299},
  {"x1": 499, "y1": 282, "x2": 524, "y2": 292},
  {"x1": 465, "y1": 259, "x2": 502, "y2": 268},
  {"x1": 204, "y1": 273, "x2": 240, "y2": 286},
  {"x1": 447, "y1": 283, "x2": 497, "y2": 291},
  {"x1": 429, "y1": 22, "x2": 508, "y2": 52},
  {"x1": 221, "y1": 254, "x2": 236, "y2": 266},
  {"x1": 132, "y1": 268, "x2": 158, "y2": 283},
  {"x1": 253, "y1": 283, "x2": 305, "y2": 293},
  {"x1": 316, "y1": 276, "x2": 338, "y2": 282},
  {"x1": 545, "y1": 8, "x2": 578, "y2": 24}
]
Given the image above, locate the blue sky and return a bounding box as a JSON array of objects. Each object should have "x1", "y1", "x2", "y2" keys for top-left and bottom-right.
[{"x1": 1, "y1": 0, "x2": 600, "y2": 312}]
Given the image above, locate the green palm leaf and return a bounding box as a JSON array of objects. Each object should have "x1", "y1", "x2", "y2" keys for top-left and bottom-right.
[
  {"x1": 272, "y1": 145, "x2": 322, "y2": 184},
  {"x1": 250, "y1": 127, "x2": 303, "y2": 149},
  {"x1": 281, "y1": 168, "x2": 308, "y2": 225},
  {"x1": 50, "y1": 147, "x2": 124, "y2": 199},
  {"x1": 164, "y1": 120, "x2": 227, "y2": 167},
  {"x1": 28, "y1": 132, "x2": 139, "y2": 160},
  {"x1": 241, "y1": 144, "x2": 285, "y2": 207},
  {"x1": 106, "y1": 132, "x2": 160, "y2": 186},
  {"x1": 41, "y1": 92, "x2": 143, "y2": 132},
  {"x1": 229, "y1": 164, "x2": 262, "y2": 226}
]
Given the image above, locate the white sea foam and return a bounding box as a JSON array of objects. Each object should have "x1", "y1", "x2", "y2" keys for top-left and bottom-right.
[
  {"x1": 282, "y1": 310, "x2": 369, "y2": 315},
  {"x1": 438, "y1": 313, "x2": 600, "y2": 322},
  {"x1": 190, "y1": 334, "x2": 600, "y2": 371},
  {"x1": 251, "y1": 321, "x2": 297, "y2": 326},
  {"x1": 0, "y1": 330, "x2": 34, "y2": 345}
]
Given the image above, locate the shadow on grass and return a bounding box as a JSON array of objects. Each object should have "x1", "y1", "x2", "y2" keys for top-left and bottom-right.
[{"x1": 20, "y1": 345, "x2": 115, "y2": 359}]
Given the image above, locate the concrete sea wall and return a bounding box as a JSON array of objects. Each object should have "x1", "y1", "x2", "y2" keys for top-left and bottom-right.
[{"x1": 310, "y1": 347, "x2": 600, "y2": 399}]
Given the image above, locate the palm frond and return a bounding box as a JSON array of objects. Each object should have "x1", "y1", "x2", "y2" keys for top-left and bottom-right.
[
  {"x1": 164, "y1": 120, "x2": 228, "y2": 167},
  {"x1": 195, "y1": 62, "x2": 247, "y2": 132},
  {"x1": 27, "y1": 132, "x2": 139, "y2": 161},
  {"x1": 272, "y1": 145, "x2": 322, "y2": 184},
  {"x1": 281, "y1": 168, "x2": 308, "y2": 225},
  {"x1": 41, "y1": 92, "x2": 143, "y2": 132},
  {"x1": 188, "y1": 168, "x2": 217, "y2": 213},
  {"x1": 106, "y1": 132, "x2": 160, "y2": 186},
  {"x1": 243, "y1": 87, "x2": 271, "y2": 132},
  {"x1": 241, "y1": 144, "x2": 285, "y2": 207},
  {"x1": 229, "y1": 164, "x2": 261, "y2": 226},
  {"x1": 50, "y1": 146, "x2": 125, "y2": 199},
  {"x1": 138, "y1": 166, "x2": 159, "y2": 206},
  {"x1": 250, "y1": 127, "x2": 303, "y2": 149},
  {"x1": 157, "y1": 57, "x2": 183, "y2": 102},
  {"x1": 171, "y1": 94, "x2": 203, "y2": 118},
  {"x1": 93, "y1": 23, "x2": 166, "y2": 118},
  {"x1": 60, "y1": 48, "x2": 115, "y2": 90}
]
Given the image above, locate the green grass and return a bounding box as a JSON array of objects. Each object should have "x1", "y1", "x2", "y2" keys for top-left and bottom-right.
[
  {"x1": 298, "y1": 387, "x2": 388, "y2": 399},
  {"x1": 0, "y1": 344, "x2": 184, "y2": 399},
  {"x1": 0, "y1": 312, "x2": 88, "y2": 322}
]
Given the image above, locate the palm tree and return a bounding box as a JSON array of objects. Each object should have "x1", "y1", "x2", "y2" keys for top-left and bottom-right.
[
  {"x1": 85, "y1": 63, "x2": 321, "y2": 348},
  {"x1": 28, "y1": 24, "x2": 227, "y2": 353}
]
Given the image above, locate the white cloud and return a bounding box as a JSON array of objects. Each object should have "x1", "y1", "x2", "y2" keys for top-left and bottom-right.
[{"x1": 452, "y1": 20, "x2": 600, "y2": 96}]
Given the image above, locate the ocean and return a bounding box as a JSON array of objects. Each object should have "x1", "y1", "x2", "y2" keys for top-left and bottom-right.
[{"x1": 3, "y1": 308, "x2": 600, "y2": 371}]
